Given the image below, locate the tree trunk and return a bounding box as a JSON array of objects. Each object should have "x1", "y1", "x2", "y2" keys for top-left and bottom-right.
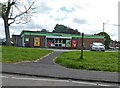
[{"x1": 3, "y1": 18, "x2": 11, "y2": 46}]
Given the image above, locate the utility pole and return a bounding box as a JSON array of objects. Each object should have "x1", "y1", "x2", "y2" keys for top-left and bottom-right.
[
  {"x1": 80, "y1": 33, "x2": 84, "y2": 59},
  {"x1": 103, "y1": 22, "x2": 105, "y2": 32},
  {"x1": 103, "y1": 23, "x2": 105, "y2": 45}
]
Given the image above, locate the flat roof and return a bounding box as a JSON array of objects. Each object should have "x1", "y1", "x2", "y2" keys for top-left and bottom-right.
[{"x1": 21, "y1": 31, "x2": 105, "y2": 39}]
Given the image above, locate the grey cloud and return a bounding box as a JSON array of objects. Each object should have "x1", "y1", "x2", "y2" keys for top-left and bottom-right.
[
  {"x1": 10, "y1": 21, "x2": 43, "y2": 30},
  {"x1": 60, "y1": 6, "x2": 75, "y2": 13},
  {"x1": 24, "y1": 22, "x2": 43, "y2": 29},
  {"x1": 73, "y1": 18, "x2": 87, "y2": 24},
  {"x1": 36, "y1": 1, "x2": 53, "y2": 13},
  {"x1": 50, "y1": 14, "x2": 67, "y2": 21}
]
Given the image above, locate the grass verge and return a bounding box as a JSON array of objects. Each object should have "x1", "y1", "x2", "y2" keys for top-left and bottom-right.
[
  {"x1": 55, "y1": 51, "x2": 119, "y2": 72},
  {"x1": 2, "y1": 46, "x2": 53, "y2": 63},
  {"x1": 0, "y1": 46, "x2": 2, "y2": 62}
]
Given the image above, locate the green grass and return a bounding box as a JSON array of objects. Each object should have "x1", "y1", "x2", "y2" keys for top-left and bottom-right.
[
  {"x1": 55, "y1": 51, "x2": 119, "y2": 72},
  {"x1": 0, "y1": 46, "x2": 2, "y2": 62},
  {"x1": 2, "y1": 46, "x2": 53, "y2": 63}
]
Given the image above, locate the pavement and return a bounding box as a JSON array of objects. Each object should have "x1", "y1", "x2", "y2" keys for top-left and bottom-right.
[{"x1": 1, "y1": 50, "x2": 120, "y2": 84}]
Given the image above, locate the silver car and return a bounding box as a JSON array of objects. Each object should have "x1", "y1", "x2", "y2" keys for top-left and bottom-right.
[{"x1": 91, "y1": 42, "x2": 105, "y2": 51}]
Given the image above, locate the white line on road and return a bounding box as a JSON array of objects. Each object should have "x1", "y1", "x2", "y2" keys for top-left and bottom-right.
[
  {"x1": 97, "y1": 84, "x2": 113, "y2": 86},
  {"x1": 72, "y1": 81, "x2": 113, "y2": 86},
  {"x1": 72, "y1": 81, "x2": 98, "y2": 85},
  {"x1": 11, "y1": 77, "x2": 69, "y2": 82},
  {"x1": 11, "y1": 77, "x2": 113, "y2": 86},
  {"x1": 2, "y1": 75, "x2": 115, "y2": 86},
  {"x1": 0, "y1": 76, "x2": 9, "y2": 78}
]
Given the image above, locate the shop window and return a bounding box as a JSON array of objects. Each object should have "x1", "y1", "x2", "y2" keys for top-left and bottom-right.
[
  {"x1": 47, "y1": 38, "x2": 55, "y2": 47},
  {"x1": 55, "y1": 39, "x2": 58, "y2": 43},
  {"x1": 59, "y1": 39, "x2": 61, "y2": 43},
  {"x1": 59, "y1": 44, "x2": 62, "y2": 47},
  {"x1": 25, "y1": 38, "x2": 29, "y2": 41},
  {"x1": 63, "y1": 39, "x2": 66, "y2": 43},
  {"x1": 66, "y1": 40, "x2": 71, "y2": 47}
]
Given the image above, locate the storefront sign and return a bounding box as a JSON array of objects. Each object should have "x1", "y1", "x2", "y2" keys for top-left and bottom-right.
[
  {"x1": 46, "y1": 36, "x2": 72, "y2": 39},
  {"x1": 34, "y1": 37, "x2": 40, "y2": 46}
]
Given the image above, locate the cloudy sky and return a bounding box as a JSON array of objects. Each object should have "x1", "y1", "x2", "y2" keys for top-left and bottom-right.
[{"x1": 0, "y1": 0, "x2": 119, "y2": 41}]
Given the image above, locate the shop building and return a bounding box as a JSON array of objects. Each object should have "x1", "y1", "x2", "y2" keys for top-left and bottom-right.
[{"x1": 12, "y1": 30, "x2": 105, "y2": 49}]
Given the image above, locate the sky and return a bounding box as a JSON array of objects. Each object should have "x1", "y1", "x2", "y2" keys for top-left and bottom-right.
[{"x1": 0, "y1": 0, "x2": 119, "y2": 41}]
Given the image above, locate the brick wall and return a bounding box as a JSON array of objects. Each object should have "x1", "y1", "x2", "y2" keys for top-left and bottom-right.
[{"x1": 24, "y1": 35, "x2": 45, "y2": 48}]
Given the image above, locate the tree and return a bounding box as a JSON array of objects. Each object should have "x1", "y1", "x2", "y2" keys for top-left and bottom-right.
[
  {"x1": 41, "y1": 29, "x2": 49, "y2": 33},
  {"x1": 0, "y1": 0, "x2": 35, "y2": 46},
  {"x1": 97, "y1": 32, "x2": 112, "y2": 48},
  {"x1": 53, "y1": 24, "x2": 81, "y2": 35}
]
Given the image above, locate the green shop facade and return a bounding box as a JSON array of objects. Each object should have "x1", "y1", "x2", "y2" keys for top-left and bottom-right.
[{"x1": 12, "y1": 30, "x2": 105, "y2": 49}]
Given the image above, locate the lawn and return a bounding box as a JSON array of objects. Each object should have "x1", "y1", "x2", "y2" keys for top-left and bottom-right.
[
  {"x1": 2, "y1": 46, "x2": 53, "y2": 63},
  {"x1": 55, "y1": 51, "x2": 119, "y2": 72},
  {"x1": 0, "y1": 46, "x2": 2, "y2": 62}
]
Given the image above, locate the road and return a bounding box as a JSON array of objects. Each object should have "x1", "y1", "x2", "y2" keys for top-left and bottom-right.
[{"x1": 1, "y1": 73, "x2": 118, "y2": 86}]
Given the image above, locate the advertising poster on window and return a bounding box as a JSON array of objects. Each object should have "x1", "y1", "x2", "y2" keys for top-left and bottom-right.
[
  {"x1": 72, "y1": 39, "x2": 76, "y2": 48},
  {"x1": 66, "y1": 40, "x2": 71, "y2": 47},
  {"x1": 34, "y1": 37, "x2": 40, "y2": 46},
  {"x1": 47, "y1": 41, "x2": 52, "y2": 47}
]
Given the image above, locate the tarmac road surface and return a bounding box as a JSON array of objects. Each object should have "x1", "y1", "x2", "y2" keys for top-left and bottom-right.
[{"x1": 1, "y1": 73, "x2": 119, "y2": 86}]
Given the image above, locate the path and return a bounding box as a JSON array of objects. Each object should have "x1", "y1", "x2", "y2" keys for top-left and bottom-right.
[{"x1": 37, "y1": 51, "x2": 62, "y2": 65}]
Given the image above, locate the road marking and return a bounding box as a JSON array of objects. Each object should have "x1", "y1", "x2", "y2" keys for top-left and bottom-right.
[
  {"x1": 97, "y1": 83, "x2": 116, "y2": 86},
  {"x1": 2, "y1": 75, "x2": 116, "y2": 86},
  {"x1": 11, "y1": 77, "x2": 69, "y2": 82},
  {"x1": 72, "y1": 81, "x2": 98, "y2": 85},
  {"x1": 72, "y1": 81, "x2": 112, "y2": 86},
  {"x1": 11, "y1": 77, "x2": 112, "y2": 86},
  {"x1": 0, "y1": 76, "x2": 9, "y2": 78}
]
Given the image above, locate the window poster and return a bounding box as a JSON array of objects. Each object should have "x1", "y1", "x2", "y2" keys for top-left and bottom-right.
[
  {"x1": 66, "y1": 40, "x2": 71, "y2": 47},
  {"x1": 25, "y1": 38, "x2": 29, "y2": 41},
  {"x1": 72, "y1": 39, "x2": 76, "y2": 48},
  {"x1": 34, "y1": 37, "x2": 40, "y2": 46}
]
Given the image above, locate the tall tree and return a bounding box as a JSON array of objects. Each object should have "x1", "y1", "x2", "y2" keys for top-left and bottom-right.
[
  {"x1": 53, "y1": 24, "x2": 81, "y2": 35},
  {"x1": 0, "y1": 0, "x2": 35, "y2": 46}
]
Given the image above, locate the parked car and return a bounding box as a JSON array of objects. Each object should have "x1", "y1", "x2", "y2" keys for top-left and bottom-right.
[
  {"x1": 109, "y1": 46, "x2": 116, "y2": 50},
  {"x1": 91, "y1": 42, "x2": 105, "y2": 51},
  {"x1": 2, "y1": 41, "x2": 14, "y2": 46}
]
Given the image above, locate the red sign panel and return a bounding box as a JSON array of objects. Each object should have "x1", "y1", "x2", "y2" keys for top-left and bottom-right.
[
  {"x1": 47, "y1": 41, "x2": 52, "y2": 46},
  {"x1": 72, "y1": 39, "x2": 76, "y2": 48}
]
